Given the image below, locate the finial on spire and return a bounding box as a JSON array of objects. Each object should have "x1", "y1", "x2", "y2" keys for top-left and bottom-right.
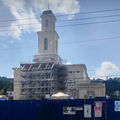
[
  {"x1": 48, "y1": 4, "x2": 49, "y2": 10},
  {"x1": 48, "y1": 1, "x2": 50, "y2": 10}
]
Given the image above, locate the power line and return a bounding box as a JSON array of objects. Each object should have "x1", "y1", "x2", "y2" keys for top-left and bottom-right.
[
  {"x1": 0, "y1": 17, "x2": 40, "y2": 23},
  {"x1": 0, "y1": 23, "x2": 41, "y2": 28},
  {"x1": 57, "y1": 19, "x2": 120, "y2": 27},
  {"x1": 58, "y1": 14, "x2": 120, "y2": 22},
  {"x1": 0, "y1": 35, "x2": 120, "y2": 52},
  {"x1": 61, "y1": 36, "x2": 120, "y2": 44},
  {"x1": 66, "y1": 75, "x2": 120, "y2": 79},
  {"x1": 0, "y1": 13, "x2": 120, "y2": 29},
  {"x1": 0, "y1": 8, "x2": 120, "y2": 23},
  {"x1": 0, "y1": 46, "x2": 36, "y2": 51},
  {"x1": 0, "y1": 9, "x2": 120, "y2": 30},
  {"x1": 0, "y1": 18, "x2": 120, "y2": 33},
  {"x1": 90, "y1": 74, "x2": 120, "y2": 79},
  {"x1": 56, "y1": 8, "x2": 120, "y2": 17}
]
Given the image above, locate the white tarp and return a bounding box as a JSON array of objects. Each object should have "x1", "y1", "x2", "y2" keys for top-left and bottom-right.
[
  {"x1": 51, "y1": 92, "x2": 70, "y2": 99},
  {"x1": 84, "y1": 104, "x2": 92, "y2": 118}
]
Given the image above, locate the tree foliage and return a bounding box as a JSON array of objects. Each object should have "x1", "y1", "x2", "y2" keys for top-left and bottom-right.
[
  {"x1": 92, "y1": 78, "x2": 120, "y2": 98},
  {"x1": 0, "y1": 76, "x2": 13, "y2": 95}
]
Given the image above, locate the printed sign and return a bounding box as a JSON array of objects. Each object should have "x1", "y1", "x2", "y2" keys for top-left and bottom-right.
[
  {"x1": 75, "y1": 107, "x2": 83, "y2": 111},
  {"x1": 84, "y1": 104, "x2": 92, "y2": 118},
  {"x1": 94, "y1": 102, "x2": 103, "y2": 117},
  {"x1": 63, "y1": 107, "x2": 76, "y2": 115},
  {"x1": 115, "y1": 101, "x2": 120, "y2": 112}
]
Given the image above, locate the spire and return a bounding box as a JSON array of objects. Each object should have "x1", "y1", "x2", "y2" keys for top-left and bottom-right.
[
  {"x1": 48, "y1": 0, "x2": 50, "y2": 10},
  {"x1": 48, "y1": 3, "x2": 50, "y2": 10}
]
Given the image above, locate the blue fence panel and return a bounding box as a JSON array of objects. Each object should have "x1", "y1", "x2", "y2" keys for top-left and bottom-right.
[{"x1": 0, "y1": 98, "x2": 119, "y2": 120}]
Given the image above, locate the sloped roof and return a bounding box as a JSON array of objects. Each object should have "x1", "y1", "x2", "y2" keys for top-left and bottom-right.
[{"x1": 43, "y1": 10, "x2": 53, "y2": 15}]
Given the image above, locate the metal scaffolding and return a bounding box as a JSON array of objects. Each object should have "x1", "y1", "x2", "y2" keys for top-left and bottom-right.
[{"x1": 19, "y1": 62, "x2": 67, "y2": 99}]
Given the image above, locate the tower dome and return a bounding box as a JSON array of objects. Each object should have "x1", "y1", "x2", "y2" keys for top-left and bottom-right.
[{"x1": 43, "y1": 10, "x2": 53, "y2": 15}]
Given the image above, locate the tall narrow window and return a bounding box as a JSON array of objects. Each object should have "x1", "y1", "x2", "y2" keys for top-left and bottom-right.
[
  {"x1": 44, "y1": 38, "x2": 48, "y2": 50},
  {"x1": 45, "y1": 19, "x2": 48, "y2": 27}
]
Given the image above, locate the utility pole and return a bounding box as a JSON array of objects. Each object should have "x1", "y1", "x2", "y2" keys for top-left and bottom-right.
[{"x1": 73, "y1": 71, "x2": 76, "y2": 98}]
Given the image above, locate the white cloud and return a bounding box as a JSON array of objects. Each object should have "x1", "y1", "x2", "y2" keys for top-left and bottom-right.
[
  {"x1": 96, "y1": 61, "x2": 120, "y2": 78},
  {"x1": 0, "y1": 0, "x2": 80, "y2": 38},
  {"x1": 64, "y1": 62, "x2": 72, "y2": 65}
]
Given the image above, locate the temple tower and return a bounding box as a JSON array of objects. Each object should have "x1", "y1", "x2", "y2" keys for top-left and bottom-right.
[{"x1": 34, "y1": 10, "x2": 61, "y2": 63}]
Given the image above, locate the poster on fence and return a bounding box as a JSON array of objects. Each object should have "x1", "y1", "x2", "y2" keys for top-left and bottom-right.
[
  {"x1": 115, "y1": 101, "x2": 120, "y2": 112},
  {"x1": 75, "y1": 107, "x2": 83, "y2": 111},
  {"x1": 94, "y1": 102, "x2": 103, "y2": 117},
  {"x1": 84, "y1": 104, "x2": 92, "y2": 118},
  {"x1": 63, "y1": 107, "x2": 76, "y2": 115}
]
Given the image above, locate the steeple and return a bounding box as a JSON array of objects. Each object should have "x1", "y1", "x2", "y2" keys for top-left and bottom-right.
[{"x1": 34, "y1": 10, "x2": 61, "y2": 64}]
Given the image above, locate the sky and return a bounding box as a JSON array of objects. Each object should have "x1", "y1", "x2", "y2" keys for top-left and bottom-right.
[{"x1": 0, "y1": 0, "x2": 120, "y2": 79}]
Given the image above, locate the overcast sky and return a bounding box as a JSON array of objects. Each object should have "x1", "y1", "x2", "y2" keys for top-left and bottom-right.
[{"x1": 0, "y1": 0, "x2": 120, "y2": 79}]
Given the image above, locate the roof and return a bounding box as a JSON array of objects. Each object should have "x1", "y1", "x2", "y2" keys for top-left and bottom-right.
[{"x1": 43, "y1": 10, "x2": 53, "y2": 15}]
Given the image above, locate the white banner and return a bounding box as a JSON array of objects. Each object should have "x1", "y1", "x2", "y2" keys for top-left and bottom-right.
[{"x1": 84, "y1": 104, "x2": 92, "y2": 118}]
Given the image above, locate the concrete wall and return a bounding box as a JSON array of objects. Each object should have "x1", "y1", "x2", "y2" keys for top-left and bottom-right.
[
  {"x1": 77, "y1": 83, "x2": 105, "y2": 98},
  {"x1": 65, "y1": 64, "x2": 91, "y2": 98},
  {"x1": 13, "y1": 68, "x2": 22, "y2": 100},
  {"x1": 66, "y1": 64, "x2": 90, "y2": 85},
  {"x1": 64, "y1": 64, "x2": 105, "y2": 99}
]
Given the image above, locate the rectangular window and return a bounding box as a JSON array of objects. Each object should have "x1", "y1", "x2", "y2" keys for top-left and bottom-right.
[
  {"x1": 44, "y1": 38, "x2": 48, "y2": 50},
  {"x1": 45, "y1": 19, "x2": 48, "y2": 27}
]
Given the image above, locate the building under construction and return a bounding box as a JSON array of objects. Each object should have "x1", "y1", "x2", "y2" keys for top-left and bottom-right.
[
  {"x1": 13, "y1": 9, "x2": 105, "y2": 100},
  {"x1": 14, "y1": 62, "x2": 67, "y2": 100}
]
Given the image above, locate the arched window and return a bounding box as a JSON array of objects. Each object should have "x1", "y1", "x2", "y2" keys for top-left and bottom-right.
[
  {"x1": 44, "y1": 38, "x2": 48, "y2": 50},
  {"x1": 45, "y1": 19, "x2": 48, "y2": 27}
]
